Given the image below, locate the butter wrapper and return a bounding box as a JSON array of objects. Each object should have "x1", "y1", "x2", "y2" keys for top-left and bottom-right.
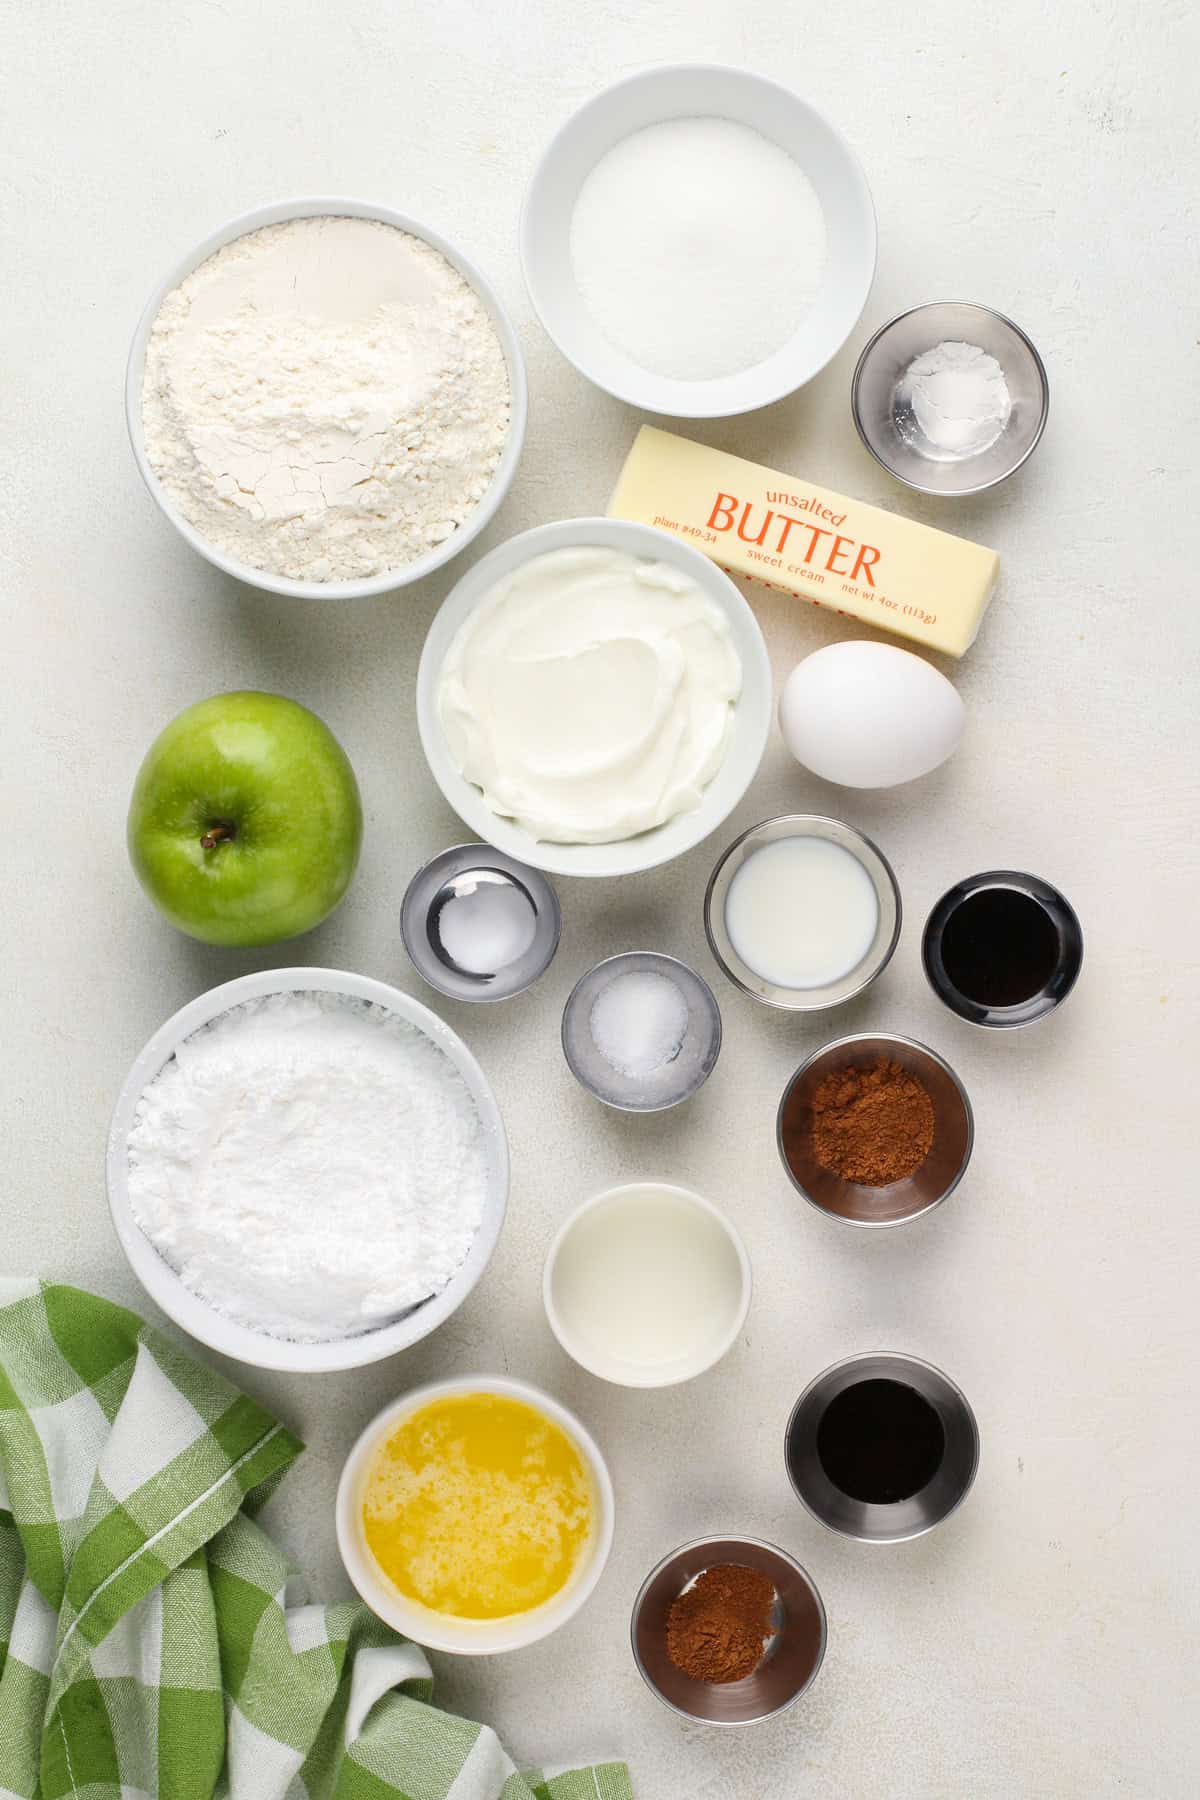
[{"x1": 608, "y1": 426, "x2": 999, "y2": 657}]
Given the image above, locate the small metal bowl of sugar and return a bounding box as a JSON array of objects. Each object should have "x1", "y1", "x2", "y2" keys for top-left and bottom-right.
[
  {"x1": 401, "y1": 845, "x2": 561, "y2": 1003},
  {"x1": 561, "y1": 952, "x2": 722, "y2": 1112},
  {"x1": 851, "y1": 300, "x2": 1049, "y2": 496}
]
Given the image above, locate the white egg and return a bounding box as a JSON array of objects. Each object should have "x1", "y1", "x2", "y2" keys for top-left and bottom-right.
[{"x1": 778, "y1": 641, "x2": 965, "y2": 788}]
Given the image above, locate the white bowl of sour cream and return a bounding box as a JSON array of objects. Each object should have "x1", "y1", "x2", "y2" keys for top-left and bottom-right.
[{"x1": 416, "y1": 518, "x2": 772, "y2": 878}]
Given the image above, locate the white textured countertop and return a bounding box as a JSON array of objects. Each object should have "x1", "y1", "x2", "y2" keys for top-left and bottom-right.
[{"x1": 5, "y1": 3, "x2": 1198, "y2": 1795}]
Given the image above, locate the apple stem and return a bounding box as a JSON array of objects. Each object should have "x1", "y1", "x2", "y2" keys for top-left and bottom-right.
[{"x1": 200, "y1": 821, "x2": 236, "y2": 851}]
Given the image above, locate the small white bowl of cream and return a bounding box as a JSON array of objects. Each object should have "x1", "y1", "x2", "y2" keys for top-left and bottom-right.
[
  {"x1": 704, "y1": 815, "x2": 901, "y2": 1011},
  {"x1": 416, "y1": 517, "x2": 772, "y2": 878},
  {"x1": 544, "y1": 1183, "x2": 752, "y2": 1388},
  {"x1": 521, "y1": 65, "x2": 875, "y2": 416}
]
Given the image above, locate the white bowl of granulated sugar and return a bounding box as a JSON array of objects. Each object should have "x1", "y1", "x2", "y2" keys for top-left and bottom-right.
[
  {"x1": 127, "y1": 198, "x2": 527, "y2": 599},
  {"x1": 521, "y1": 65, "x2": 876, "y2": 417},
  {"x1": 106, "y1": 968, "x2": 509, "y2": 1373}
]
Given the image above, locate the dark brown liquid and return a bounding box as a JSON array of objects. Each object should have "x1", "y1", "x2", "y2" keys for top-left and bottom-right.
[
  {"x1": 816, "y1": 1378, "x2": 945, "y2": 1504},
  {"x1": 939, "y1": 887, "x2": 1060, "y2": 1007}
]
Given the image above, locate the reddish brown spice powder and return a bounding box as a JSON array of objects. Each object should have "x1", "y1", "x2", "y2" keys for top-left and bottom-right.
[
  {"x1": 665, "y1": 1563, "x2": 777, "y2": 1684},
  {"x1": 808, "y1": 1057, "x2": 935, "y2": 1185}
]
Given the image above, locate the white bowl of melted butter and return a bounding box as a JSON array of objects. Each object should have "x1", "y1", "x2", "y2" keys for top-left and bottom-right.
[
  {"x1": 336, "y1": 1375, "x2": 615, "y2": 1654},
  {"x1": 417, "y1": 518, "x2": 772, "y2": 877}
]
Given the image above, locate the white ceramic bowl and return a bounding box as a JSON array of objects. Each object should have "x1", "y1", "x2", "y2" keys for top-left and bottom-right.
[
  {"x1": 335, "y1": 1374, "x2": 615, "y2": 1653},
  {"x1": 543, "y1": 1182, "x2": 752, "y2": 1388},
  {"x1": 126, "y1": 197, "x2": 528, "y2": 599},
  {"x1": 106, "y1": 968, "x2": 509, "y2": 1372},
  {"x1": 520, "y1": 65, "x2": 876, "y2": 417},
  {"x1": 416, "y1": 517, "x2": 773, "y2": 878}
]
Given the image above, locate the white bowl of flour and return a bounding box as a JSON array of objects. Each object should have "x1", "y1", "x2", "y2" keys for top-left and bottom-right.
[
  {"x1": 107, "y1": 969, "x2": 509, "y2": 1371},
  {"x1": 127, "y1": 198, "x2": 527, "y2": 598}
]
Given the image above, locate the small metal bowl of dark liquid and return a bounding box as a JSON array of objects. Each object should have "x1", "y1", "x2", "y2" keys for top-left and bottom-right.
[
  {"x1": 922, "y1": 870, "x2": 1082, "y2": 1028},
  {"x1": 785, "y1": 1352, "x2": 980, "y2": 1543}
]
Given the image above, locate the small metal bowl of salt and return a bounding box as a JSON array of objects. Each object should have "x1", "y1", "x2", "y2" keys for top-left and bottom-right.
[
  {"x1": 401, "y1": 844, "x2": 560, "y2": 1003},
  {"x1": 562, "y1": 951, "x2": 722, "y2": 1112},
  {"x1": 851, "y1": 300, "x2": 1049, "y2": 496}
]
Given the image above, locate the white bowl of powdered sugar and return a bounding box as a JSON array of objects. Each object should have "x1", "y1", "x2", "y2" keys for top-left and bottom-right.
[
  {"x1": 127, "y1": 198, "x2": 526, "y2": 598},
  {"x1": 106, "y1": 968, "x2": 509, "y2": 1372}
]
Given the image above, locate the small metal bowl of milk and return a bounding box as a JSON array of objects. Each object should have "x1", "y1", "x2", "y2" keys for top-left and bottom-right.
[
  {"x1": 544, "y1": 1182, "x2": 751, "y2": 1388},
  {"x1": 704, "y1": 816, "x2": 901, "y2": 1012},
  {"x1": 401, "y1": 844, "x2": 560, "y2": 1002},
  {"x1": 851, "y1": 300, "x2": 1049, "y2": 497}
]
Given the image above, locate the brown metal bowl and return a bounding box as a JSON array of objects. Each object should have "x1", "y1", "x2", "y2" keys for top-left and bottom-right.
[
  {"x1": 631, "y1": 1535, "x2": 826, "y2": 1725},
  {"x1": 777, "y1": 1032, "x2": 973, "y2": 1227}
]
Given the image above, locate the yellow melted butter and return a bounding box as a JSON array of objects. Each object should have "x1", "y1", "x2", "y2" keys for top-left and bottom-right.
[{"x1": 361, "y1": 1391, "x2": 594, "y2": 1619}]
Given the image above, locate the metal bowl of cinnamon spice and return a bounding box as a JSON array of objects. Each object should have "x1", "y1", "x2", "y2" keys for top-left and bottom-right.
[
  {"x1": 631, "y1": 1535, "x2": 827, "y2": 1725},
  {"x1": 777, "y1": 1032, "x2": 973, "y2": 1227}
]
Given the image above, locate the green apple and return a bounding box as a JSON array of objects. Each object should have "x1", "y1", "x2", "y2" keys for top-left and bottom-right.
[{"x1": 128, "y1": 691, "x2": 363, "y2": 947}]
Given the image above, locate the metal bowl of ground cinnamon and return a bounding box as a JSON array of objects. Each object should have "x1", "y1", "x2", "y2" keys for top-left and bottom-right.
[
  {"x1": 777, "y1": 1032, "x2": 973, "y2": 1227},
  {"x1": 631, "y1": 1535, "x2": 827, "y2": 1725}
]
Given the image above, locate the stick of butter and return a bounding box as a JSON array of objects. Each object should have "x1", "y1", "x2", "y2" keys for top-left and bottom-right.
[{"x1": 608, "y1": 425, "x2": 999, "y2": 657}]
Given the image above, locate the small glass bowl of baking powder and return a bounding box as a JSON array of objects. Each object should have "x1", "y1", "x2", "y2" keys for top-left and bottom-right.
[{"x1": 852, "y1": 300, "x2": 1049, "y2": 495}]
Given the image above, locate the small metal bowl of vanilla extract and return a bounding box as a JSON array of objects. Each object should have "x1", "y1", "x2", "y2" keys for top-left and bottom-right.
[
  {"x1": 785, "y1": 1352, "x2": 981, "y2": 1544},
  {"x1": 922, "y1": 870, "x2": 1083, "y2": 1028}
]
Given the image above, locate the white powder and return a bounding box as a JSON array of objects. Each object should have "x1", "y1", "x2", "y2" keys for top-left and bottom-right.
[
  {"x1": 141, "y1": 216, "x2": 510, "y2": 582},
  {"x1": 893, "y1": 340, "x2": 1012, "y2": 459},
  {"x1": 569, "y1": 117, "x2": 826, "y2": 382},
  {"x1": 126, "y1": 991, "x2": 489, "y2": 1342},
  {"x1": 589, "y1": 970, "x2": 690, "y2": 1080}
]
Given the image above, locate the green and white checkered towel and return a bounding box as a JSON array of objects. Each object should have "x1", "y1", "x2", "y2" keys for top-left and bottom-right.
[{"x1": 0, "y1": 1280, "x2": 632, "y2": 1800}]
